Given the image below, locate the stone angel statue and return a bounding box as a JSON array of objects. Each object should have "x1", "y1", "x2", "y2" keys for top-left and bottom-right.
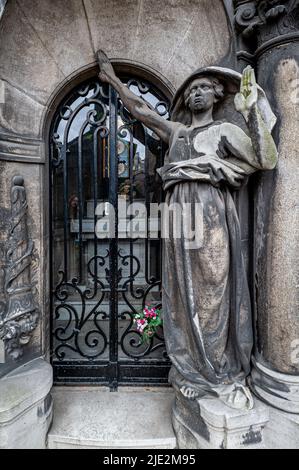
[{"x1": 97, "y1": 51, "x2": 278, "y2": 410}]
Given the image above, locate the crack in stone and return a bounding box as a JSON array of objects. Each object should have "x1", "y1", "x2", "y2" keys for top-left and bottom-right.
[
  {"x1": 131, "y1": 0, "x2": 144, "y2": 59},
  {"x1": 165, "y1": 11, "x2": 196, "y2": 70},
  {"x1": 82, "y1": 0, "x2": 96, "y2": 55},
  {"x1": 15, "y1": 0, "x2": 66, "y2": 78}
]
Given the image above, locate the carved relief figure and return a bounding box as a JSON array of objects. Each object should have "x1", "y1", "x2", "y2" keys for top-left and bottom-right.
[
  {"x1": 97, "y1": 51, "x2": 278, "y2": 409},
  {"x1": 0, "y1": 176, "x2": 39, "y2": 359}
]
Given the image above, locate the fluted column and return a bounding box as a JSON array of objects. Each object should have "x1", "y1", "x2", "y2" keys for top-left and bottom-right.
[{"x1": 234, "y1": 0, "x2": 299, "y2": 413}]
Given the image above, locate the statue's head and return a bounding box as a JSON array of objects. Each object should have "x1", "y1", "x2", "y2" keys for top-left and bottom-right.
[
  {"x1": 183, "y1": 76, "x2": 224, "y2": 114},
  {"x1": 171, "y1": 66, "x2": 276, "y2": 131}
]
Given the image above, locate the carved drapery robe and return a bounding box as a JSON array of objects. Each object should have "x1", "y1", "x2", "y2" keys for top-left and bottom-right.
[{"x1": 157, "y1": 120, "x2": 271, "y2": 391}]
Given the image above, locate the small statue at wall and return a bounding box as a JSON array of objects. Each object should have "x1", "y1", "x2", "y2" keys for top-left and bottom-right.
[
  {"x1": 0, "y1": 176, "x2": 39, "y2": 360},
  {"x1": 96, "y1": 51, "x2": 278, "y2": 410}
]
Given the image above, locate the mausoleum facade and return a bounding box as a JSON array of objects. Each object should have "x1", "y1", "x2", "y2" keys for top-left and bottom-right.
[{"x1": 0, "y1": 0, "x2": 298, "y2": 449}]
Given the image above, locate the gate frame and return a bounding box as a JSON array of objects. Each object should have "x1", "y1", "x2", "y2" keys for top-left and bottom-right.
[{"x1": 44, "y1": 60, "x2": 175, "y2": 388}]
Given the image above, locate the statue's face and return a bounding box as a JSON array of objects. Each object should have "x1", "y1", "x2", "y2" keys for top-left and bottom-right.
[{"x1": 187, "y1": 77, "x2": 216, "y2": 113}]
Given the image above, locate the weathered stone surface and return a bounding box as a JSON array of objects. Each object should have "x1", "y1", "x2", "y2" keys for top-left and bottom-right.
[
  {"x1": 0, "y1": 0, "x2": 230, "y2": 138},
  {"x1": 162, "y1": 0, "x2": 231, "y2": 86},
  {"x1": 253, "y1": 49, "x2": 299, "y2": 375},
  {"x1": 0, "y1": 133, "x2": 44, "y2": 163},
  {"x1": 48, "y1": 387, "x2": 176, "y2": 449},
  {"x1": 172, "y1": 394, "x2": 269, "y2": 449},
  {"x1": 0, "y1": 358, "x2": 53, "y2": 449},
  {"x1": 243, "y1": 1, "x2": 299, "y2": 413},
  {"x1": 84, "y1": 0, "x2": 230, "y2": 89},
  {"x1": 264, "y1": 406, "x2": 299, "y2": 449},
  {"x1": 83, "y1": 0, "x2": 141, "y2": 60},
  {"x1": 0, "y1": 161, "x2": 46, "y2": 375},
  {"x1": 250, "y1": 359, "x2": 299, "y2": 414},
  {"x1": 0, "y1": 80, "x2": 45, "y2": 137},
  {"x1": 16, "y1": 0, "x2": 96, "y2": 77},
  {"x1": 0, "y1": 0, "x2": 64, "y2": 106},
  {"x1": 234, "y1": 0, "x2": 299, "y2": 53},
  {"x1": 260, "y1": 57, "x2": 299, "y2": 373}
]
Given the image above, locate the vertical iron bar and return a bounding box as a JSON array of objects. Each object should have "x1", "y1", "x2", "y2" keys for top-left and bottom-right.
[
  {"x1": 159, "y1": 142, "x2": 164, "y2": 290},
  {"x1": 63, "y1": 145, "x2": 68, "y2": 279},
  {"x1": 144, "y1": 128, "x2": 150, "y2": 285},
  {"x1": 78, "y1": 125, "x2": 87, "y2": 283},
  {"x1": 129, "y1": 128, "x2": 134, "y2": 295},
  {"x1": 109, "y1": 85, "x2": 118, "y2": 390},
  {"x1": 93, "y1": 129, "x2": 99, "y2": 289},
  {"x1": 49, "y1": 140, "x2": 55, "y2": 363}
]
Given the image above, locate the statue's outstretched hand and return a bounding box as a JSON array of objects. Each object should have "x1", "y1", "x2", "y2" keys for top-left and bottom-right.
[
  {"x1": 97, "y1": 50, "x2": 116, "y2": 83},
  {"x1": 234, "y1": 65, "x2": 258, "y2": 121}
]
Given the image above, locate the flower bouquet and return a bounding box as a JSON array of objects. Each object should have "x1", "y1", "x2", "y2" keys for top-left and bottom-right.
[{"x1": 133, "y1": 305, "x2": 163, "y2": 344}]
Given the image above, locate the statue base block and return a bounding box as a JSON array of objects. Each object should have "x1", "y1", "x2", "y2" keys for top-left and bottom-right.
[
  {"x1": 0, "y1": 358, "x2": 53, "y2": 449},
  {"x1": 172, "y1": 393, "x2": 269, "y2": 449},
  {"x1": 264, "y1": 407, "x2": 299, "y2": 449}
]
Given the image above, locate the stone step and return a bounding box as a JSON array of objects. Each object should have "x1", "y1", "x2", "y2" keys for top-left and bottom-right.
[{"x1": 47, "y1": 386, "x2": 177, "y2": 449}]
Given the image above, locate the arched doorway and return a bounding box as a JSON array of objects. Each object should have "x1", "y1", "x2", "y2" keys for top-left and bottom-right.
[{"x1": 49, "y1": 68, "x2": 172, "y2": 389}]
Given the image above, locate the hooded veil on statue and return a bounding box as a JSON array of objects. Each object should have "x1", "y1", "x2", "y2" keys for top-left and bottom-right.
[{"x1": 157, "y1": 66, "x2": 276, "y2": 410}]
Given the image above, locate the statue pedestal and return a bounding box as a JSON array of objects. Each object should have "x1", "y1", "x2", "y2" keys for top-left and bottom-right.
[
  {"x1": 172, "y1": 393, "x2": 269, "y2": 449},
  {"x1": 264, "y1": 407, "x2": 299, "y2": 449},
  {"x1": 0, "y1": 358, "x2": 53, "y2": 449}
]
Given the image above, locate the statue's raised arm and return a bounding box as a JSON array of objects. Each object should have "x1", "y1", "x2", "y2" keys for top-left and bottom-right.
[
  {"x1": 97, "y1": 50, "x2": 176, "y2": 144},
  {"x1": 234, "y1": 66, "x2": 278, "y2": 170}
]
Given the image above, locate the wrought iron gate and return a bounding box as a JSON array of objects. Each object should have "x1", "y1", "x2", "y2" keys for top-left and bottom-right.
[{"x1": 50, "y1": 72, "x2": 171, "y2": 388}]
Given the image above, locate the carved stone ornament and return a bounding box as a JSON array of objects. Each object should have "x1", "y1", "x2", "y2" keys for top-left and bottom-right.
[
  {"x1": 234, "y1": 0, "x2": 299, "y2": 38},
  {"x1": 0, "y1": 176, "x2": 39, "y2": 360}
]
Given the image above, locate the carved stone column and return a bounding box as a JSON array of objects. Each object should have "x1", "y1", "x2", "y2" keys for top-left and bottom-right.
[{"x1": 234, "y1": 0, "x2": 299, "y2": 415}]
